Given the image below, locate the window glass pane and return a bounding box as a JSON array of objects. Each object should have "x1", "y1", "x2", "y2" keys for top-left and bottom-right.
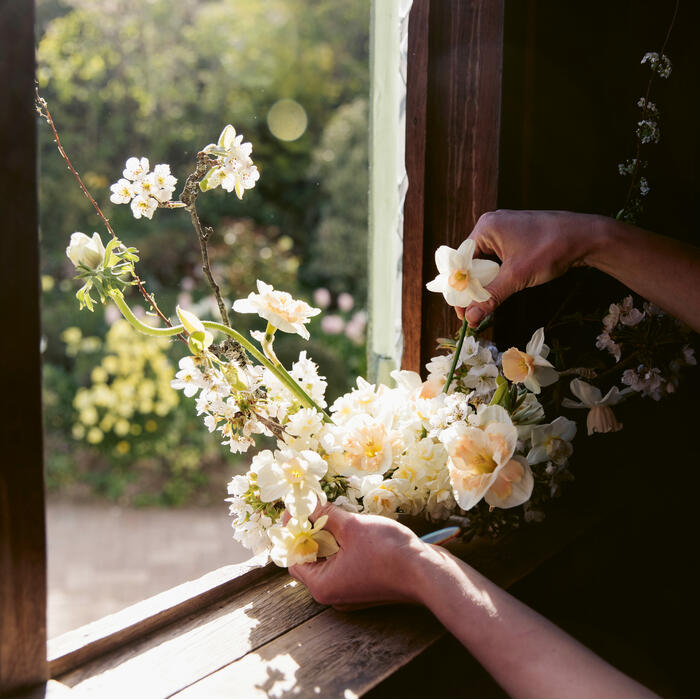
[{"x1": 37, "y1": 0, "x2": 370, "y2": 637}]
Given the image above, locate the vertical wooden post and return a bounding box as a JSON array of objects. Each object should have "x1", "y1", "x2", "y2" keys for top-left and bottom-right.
[
  {"x1": 402, "y1": 0, "x2": 504, "y2": 371},
  {"x1": 0, "y1": 0, "x2": 49, "y2": 692}
]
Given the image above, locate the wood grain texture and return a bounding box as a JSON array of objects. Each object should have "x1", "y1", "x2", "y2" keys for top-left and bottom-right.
[
  {"x1": 172, "y1": 605, "x2": 443, "y2": 699},
  {"x1": 401, "y1": 0, "x2": 431, "y2": 373},
  {"x1": 56, "y1": 569, "x2": 324, "y2": 698},
  {"x1": 420, "y1": 0, "x2": 504, "y2": 368},
  {"x1": 49, "y1": 558, "x2": 276, "y2": 678},
  {"x1": 0, "y1": 0, "x2": 49, "y2": 694}
]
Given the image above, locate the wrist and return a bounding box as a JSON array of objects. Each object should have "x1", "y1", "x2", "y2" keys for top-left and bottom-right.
[
  {"x1": 400, "y1": 540, "x2": 463, "y2": 608},
  {"x1": 581, "y1": 214, "x2": 625, "y2": 271}
]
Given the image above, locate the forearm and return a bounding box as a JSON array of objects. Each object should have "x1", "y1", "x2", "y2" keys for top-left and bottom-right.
[
  {"x1": 586, "y1": 216, "x2": 700, "y2": 333},
  {"x1": 410, "y1": 545, "x2": 655, "y2": 698}
]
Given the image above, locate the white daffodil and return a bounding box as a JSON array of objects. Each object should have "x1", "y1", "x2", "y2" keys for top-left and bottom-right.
[
  {"x1": 425, "y1": 238, "x2": 500, "y2": 307},
  {"x1": 334, "y1": 413, "x2": 399, "y2": 477},
  {"x1": 501, "y1": 328, "x2": 558, "y2": 394},
  {"x1": 440, "y1": 406, "x2": 518, "y2": 511},
  {"x1": 66, "y1": 231, "x2": 106, "y2": 270},
  {"x1": 527, "y1": 416, "x2": 577, "y2": 465},
  {"x1": 201, "y1": 124, "x2": 260, "y2": 199},
  {"x1": 253, "y1": 447, "x2": 328, "y2": 521},
  {"x1": 562, "y1": 378, "x2": 631, "y2": 435},
  {"x1": 268, "y1": 515, "x2": 339, "y2": 567},
  {"x1": 233, "y1": 280, "x2": 320, "y2": 340}
]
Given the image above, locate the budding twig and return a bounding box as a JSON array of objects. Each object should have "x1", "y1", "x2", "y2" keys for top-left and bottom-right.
[
  {"x1": 179, "y1": 153, "x2": 232, "y2": 328},
  {"x1": 35, "y1": 89, "x2": 184, "y2": 342}
]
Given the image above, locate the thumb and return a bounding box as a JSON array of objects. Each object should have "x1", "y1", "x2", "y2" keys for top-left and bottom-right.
[{"x1": 464, "y1": 263, "x2": 518, "y2": 327}]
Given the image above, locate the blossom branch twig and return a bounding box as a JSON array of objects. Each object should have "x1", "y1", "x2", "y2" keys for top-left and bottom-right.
[
  {"x1": 178, "y1": 153, "x2": 231, "y2": 328},
  {"x1": 35, "y1": 90, "x2": 183, "y2": 340}
]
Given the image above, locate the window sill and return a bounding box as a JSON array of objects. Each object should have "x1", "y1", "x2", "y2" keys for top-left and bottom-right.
[{"x1": 40, "y1": 485, "x2": 611, "y2": 699}]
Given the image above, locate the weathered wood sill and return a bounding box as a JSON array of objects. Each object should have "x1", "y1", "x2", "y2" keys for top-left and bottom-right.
[{"x1": 35, "y1": 487, "x2": 606, "y2": 699}]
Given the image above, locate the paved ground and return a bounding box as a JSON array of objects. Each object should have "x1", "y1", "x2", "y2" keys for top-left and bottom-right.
[{"x1": 46, "y1": 498, "x2": 252, "y2": 638}]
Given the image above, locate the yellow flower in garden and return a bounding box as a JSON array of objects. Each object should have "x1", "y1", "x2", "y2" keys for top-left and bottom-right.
[{"x1": 70, "y1": 319, "x2": 179, "y2": 446}]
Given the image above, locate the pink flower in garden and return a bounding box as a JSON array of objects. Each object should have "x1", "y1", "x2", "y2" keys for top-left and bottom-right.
[
  {"x1": 313, "y1": 288, "x2": 331, "y2": 309},
  {"x1": 321, "y1": 314, "x2": 345, "y2": 335},
  {"x1": 337, "y1": 292, "x2": 354, "y2": 312}
]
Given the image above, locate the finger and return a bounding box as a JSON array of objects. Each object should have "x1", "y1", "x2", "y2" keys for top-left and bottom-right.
[
  {"x1": 307, "y1": 502, "x2": 353, "y2": 544},
  {"x1": 455, "y1": 306, "x2": 465, "y2": 320},
  {"x1": 464, "y1": 262, "x2": 519, "y2": 327}
]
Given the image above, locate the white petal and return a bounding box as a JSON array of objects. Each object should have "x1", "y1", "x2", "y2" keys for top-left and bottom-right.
[
  {"x1": 569, "y1": 378, "x2": 601, "y2": 407},
  {"x1": 525, "y1": 328, "x2": 545, "y2": 357},
  {"x1": 466, "y1": 278, "x2": 491, "y2": 303},
  {"x1": 471, "y1": 258, "x2": 500, "y2": 287},
  {"x1": 434, "y1": 246, "x2": 454, "y2": 274},
  {"x1": 456, "y1": 238, "x2": 476, "y2": 264},
  {"x1": 426, "y1": 275, "x2": 445, "y2": 293}
]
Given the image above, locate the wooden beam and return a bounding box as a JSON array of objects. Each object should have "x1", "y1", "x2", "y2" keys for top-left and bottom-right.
[
  {"x1": 48, "y1": 559, "x2": 277, "y2": 678},
  {"x1": 401, "y1": 0, "x2": 431, "y2": 373},
  {"x1": 414, "y1": 0, "x2": 504, "y2": 369},
  {"x1": 0, "y1": 0, "x2": 49, "y2": 694}
]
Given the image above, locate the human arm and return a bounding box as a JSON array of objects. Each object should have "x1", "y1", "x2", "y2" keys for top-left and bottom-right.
[
  {"x1": 290, "y1": 504, "x2": 656, "y2": 699},
  {"x1": 458, "y1": 210, "x2": 700, "y2": 333}
]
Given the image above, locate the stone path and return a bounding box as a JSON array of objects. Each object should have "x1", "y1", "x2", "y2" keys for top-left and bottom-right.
[{"x1": 46, "y1": 498, "x2": 252, "y2": 638}]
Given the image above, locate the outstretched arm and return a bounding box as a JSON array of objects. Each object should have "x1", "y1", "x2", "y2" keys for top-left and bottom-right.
[
  {"x1": 458, "y1": 210, "x2": 700, "y2": 333},
  {"x1": 290, "y1": 504, "x2": 655, "y2": 699}
]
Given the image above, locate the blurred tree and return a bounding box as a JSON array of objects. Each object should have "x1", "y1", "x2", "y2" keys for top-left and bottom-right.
[{"x1": 304, "y1": 98, "x2": 369, "y2": 305}]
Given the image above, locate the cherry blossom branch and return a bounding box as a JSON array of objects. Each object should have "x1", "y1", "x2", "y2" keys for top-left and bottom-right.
[
  {"x1": 178, "y1": 153, "x2": 231, "y2": 328},
  {"x1": 35, "y1": 90, "x2": 182, "y2": 340},
  {"x1": 620, "y1": 0, "x2": 679, "y2": 217}
]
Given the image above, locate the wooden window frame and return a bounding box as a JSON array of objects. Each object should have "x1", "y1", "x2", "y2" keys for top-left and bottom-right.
[{"x1": 1, "y1": 0, "x2": 514, "y2": 695}]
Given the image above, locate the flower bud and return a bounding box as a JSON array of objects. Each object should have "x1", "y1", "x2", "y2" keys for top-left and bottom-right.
[
  {"x1": 66, "y1": 232, "x2": 106, "y2": 270},
  {"x1": 177, "y1": 306, "x2": 213, "y2": 352}
]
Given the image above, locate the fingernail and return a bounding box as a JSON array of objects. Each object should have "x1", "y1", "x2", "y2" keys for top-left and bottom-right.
[
  {"x1": 456, "y1": 307, "x2": 464, "y2": 320},
  {"x1": 465, "y1": 307, "x2": 484, "y2": 326}
]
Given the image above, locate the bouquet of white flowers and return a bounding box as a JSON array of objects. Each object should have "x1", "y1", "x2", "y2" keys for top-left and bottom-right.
[{"x1": 40, "y1": 94, "x2": 695, "y2": 568}]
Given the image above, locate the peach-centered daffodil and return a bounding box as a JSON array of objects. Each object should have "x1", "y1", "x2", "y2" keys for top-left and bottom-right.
[
  {"x1": 426, "y1": 239, "x2": 500, "y2": 308},
  {"x1": 440, "y1": 405, "x2": 520, "y2": 510},
  {"x1": 233, "y1": 280, "x2": 320, "y2": 340},
  {"x1": 501, "y1": 327, "x2": 558, "y2": 394},
  {"x1": 562, "y1": 378, "x2": 631, "y2": 436},
  {"x1": 268, "y1": 515, "x2": 339, "y2": 567}
]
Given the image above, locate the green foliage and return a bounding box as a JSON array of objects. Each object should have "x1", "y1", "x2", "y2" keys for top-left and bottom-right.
[{"x1": 304, "y1": 98, "x2": 369, "y2": 305}]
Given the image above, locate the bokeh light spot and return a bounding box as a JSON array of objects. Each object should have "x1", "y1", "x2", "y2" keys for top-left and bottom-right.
[{"x1": 267, "y1": 99, "x2": 308, "y2": 141}]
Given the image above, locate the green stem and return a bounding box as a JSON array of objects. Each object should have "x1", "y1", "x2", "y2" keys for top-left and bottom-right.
[
  {"x1": 443, "y1": 317, "x2": 469, "y2": 394},
  {"x1": 110, "y1": 292, "x2": 331, "y2": 421}
]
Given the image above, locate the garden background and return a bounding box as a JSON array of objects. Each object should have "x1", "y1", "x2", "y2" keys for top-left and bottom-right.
[{"x1": 37, "y1": 0, "x2": 370, "y2": 507}]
